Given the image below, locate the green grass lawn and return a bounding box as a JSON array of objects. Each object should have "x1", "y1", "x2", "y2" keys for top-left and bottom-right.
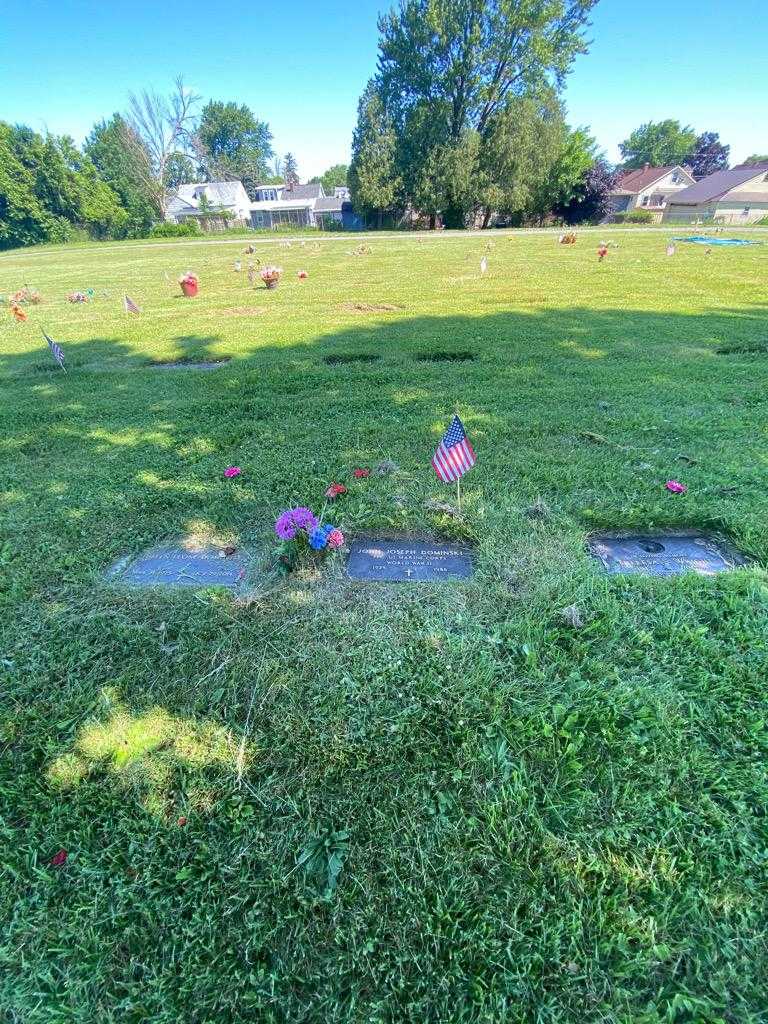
[{"x1": 1, "y1": 228, "x2": 768, "y2": 1023}]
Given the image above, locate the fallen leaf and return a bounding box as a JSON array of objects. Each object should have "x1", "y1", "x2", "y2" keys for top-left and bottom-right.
[{"x1": 559, "y1": 605, "x2": 584, "y2": 629}]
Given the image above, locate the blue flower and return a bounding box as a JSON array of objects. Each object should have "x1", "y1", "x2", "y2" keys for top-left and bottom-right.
[{"x1": 309, "y1": 528, "x2": 328, "y2": 550}]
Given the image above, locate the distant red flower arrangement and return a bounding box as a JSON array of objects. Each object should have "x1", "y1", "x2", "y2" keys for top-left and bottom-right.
[
  {"x1": 353, "y1": 468, "x2": 371, "y2": 478},
  {"x1": 325, "y1": 482, "x2": 347, "y2": 500}
]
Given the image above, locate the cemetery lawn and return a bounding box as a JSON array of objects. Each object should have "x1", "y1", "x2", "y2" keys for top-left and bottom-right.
[{"x1": 2, "y1": 228, "x2": 768, "y2": 1023}]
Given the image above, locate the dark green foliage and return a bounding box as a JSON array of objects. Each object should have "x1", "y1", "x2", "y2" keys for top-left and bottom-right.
[
  {"x1": 149, "y1": 220, "x2": 201, "y2": 237},
  {"x1": 352, "y1": 0, "x2": 599, "y2": 227},
  {"x1": 556, "y1": 158, "x2": 619, "y2": 224},
  {"x1": 309, "y1": 164, "x2": 349, "y2": 194},
  {"x1": 613, "y1": 209, "x2": 655, "y2": 223},
  {"x1": 0, "y1": 121, "x2": 127, "y2": 247}
]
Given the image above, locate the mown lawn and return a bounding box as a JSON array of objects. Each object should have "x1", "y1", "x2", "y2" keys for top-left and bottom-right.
[{"x1": 1, "y1": 228, "x2": 767, "y2": 1023}]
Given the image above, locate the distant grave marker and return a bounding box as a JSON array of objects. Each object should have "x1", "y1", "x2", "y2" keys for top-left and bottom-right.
[
  {"x1": 106, "y1": 543, "x2": 252, "y2": 591},
  {"x1": 588, "y1": 532, "x2": 745, "y2": 577},
  {"x1": 415, "y1": 351, "x2": 475, "y2": 363},
  {"x1": 150, "y1": 358, "x2": 230, "y2": 371},
  {"x1": 324, "y1": 353, "x2": 381, "y2": 366},
  {"x1": 347, "y1": 536, "x2": 474, "y2": 582}
]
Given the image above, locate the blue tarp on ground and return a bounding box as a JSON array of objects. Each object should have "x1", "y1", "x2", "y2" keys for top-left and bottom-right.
[{"x1": 673, "y1": 236, "x2": 761, "y2": 246}]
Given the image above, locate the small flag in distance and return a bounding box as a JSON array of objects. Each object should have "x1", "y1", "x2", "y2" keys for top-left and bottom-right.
[
  {"x1": 123, "y1": 295, "x2": 141, "y2": 314},
  {"x1": 480, "y1": 256, "x2": 488, "y2": 274},
  {"x1": 432, "y1": 414, "x2": 476, "y2": 483}
]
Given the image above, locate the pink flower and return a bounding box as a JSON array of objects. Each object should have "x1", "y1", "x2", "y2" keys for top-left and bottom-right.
[
  {"x1": 327, "y1": 529, "x2": 344, "y2": 549},
  {"x1": 224, "y1": 466, "x2": 242, "y2": 478},
  {"x1": 353, "y1": 468, "x2": 371, "y2": 478},
  {"x1": 665, "y1": 480, "x2": 687, "y2": 494},
  {"x1": 325, "y1": 482, "x2": 347, "y2": 500}
]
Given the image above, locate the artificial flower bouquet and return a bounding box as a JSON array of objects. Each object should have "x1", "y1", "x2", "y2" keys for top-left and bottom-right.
[
  {"x1": 260, "y1": 265, "x2": 283, "y2": 289},
  {"x1": 179, "y1": 271, "x2": 199, "y2": 297},
  {"x1": 274, "y1": 506, "x2": 344, "y2": 573}
]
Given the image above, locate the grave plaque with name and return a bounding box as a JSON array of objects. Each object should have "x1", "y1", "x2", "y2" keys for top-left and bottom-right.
[
  {"x1": 346, "y1": 537, "x2": 474, "y2": 582},
  {"x1": 588, "y1": 532, "x2": 744, "y2": 577},
  {"x1": 106, "y1": 544, "x2": 251, "y2": 590}
]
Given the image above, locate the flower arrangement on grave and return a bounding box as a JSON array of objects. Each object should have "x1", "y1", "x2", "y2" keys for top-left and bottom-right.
[
  {"x1": 10, "y1": 303, "x2": 27, "y2": 322},
  {"x1": 10, "y1": 286, "x2": 42, "y2": 305},
  {"x1": 297, "y1": 270, "x2": 308, "y2": 280},
  {"x1": 179, "y1": 272, "x2": 199, "y2": 297},
  {"x1": 68, "y1": 291, "x2": 89, "y2": 303},
  {"x1": 260, "y1": 265, "x2": 282, "y2": 289},
  {"x1": 273, "y1": 506, "x2": 344, "y2": 573},
  {"x1": 597, "y1": 244, "x2": 608, "y2": 261},
  {"x1": 325, "y1": 482, "x2": 347, "y2": 500},
  {"x1": 559, "y1": 232, "x2": 577, "y2": 245}
]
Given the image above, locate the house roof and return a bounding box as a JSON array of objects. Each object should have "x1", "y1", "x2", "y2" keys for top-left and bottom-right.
[
  {"x1": 280, "y1": 183, "x2": 323, "y2": 200},
  {"x1": 249, "y1": 199, "x2": 314, "y2": 211},
  {"x1": 667, "y1": 163, "x2": 768, "y2": 205},
  {"x1": 613, "y1": 165, "x2": 690, "y2": 195},
  {"x1": 172, "y1": 181, "x2": 245, "y2": 209},
  {"x1": 315, "y1": 196, "x2": 343, "y2": 212}
]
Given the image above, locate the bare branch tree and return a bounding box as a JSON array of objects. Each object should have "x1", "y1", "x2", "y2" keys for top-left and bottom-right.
[{"x1": 125, "y1": 76, "x2": 200, "y2": 217}]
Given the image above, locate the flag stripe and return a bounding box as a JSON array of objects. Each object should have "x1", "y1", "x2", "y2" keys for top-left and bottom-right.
[{"x1": 432, "y1": 415, "x2": 476, "y2": 483}]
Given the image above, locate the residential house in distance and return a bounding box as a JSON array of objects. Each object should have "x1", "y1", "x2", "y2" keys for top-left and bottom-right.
[
  {"x1": 664, "y1": 163, "x2": 768, "y2": 224},
  {"x1": 166, "y1": 181, "x2": 252, "y2": 224},
  {"x1": 250, "y1": 182, "x2": 349, "y2": 229},
  {"x1": 608, "y1": 165, "x2": 696, "y2": 221}
]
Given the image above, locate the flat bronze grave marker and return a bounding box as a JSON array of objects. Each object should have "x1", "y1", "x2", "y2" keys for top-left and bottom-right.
[
  {"x1": 106, "y1": 543, "x2": 251, "y2": 590},
  {"x1": 346, "y1": 536, "x2": 474, "y2": 582},
  {"x1": 588, "y1": 532, "x2": 745, "y2": 577}
]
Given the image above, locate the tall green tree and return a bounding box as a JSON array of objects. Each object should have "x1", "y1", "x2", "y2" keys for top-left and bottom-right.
[
  {"x1": 742, "y1": 154, "x2": 768, "y2": 166},
  {"x1": 283, "y1": 152, "x2": 299, "y2": 187},
  {"x1": 195, "y1": 101, "x2": 273, "y2": 196},
  {"x1": 85, "y1": 115, "x2": 156, "y2": 236},
  {"x1": 0, "y1": 122, "x2": 62, "y2": 249},
  {"x1": 688, "y1": 131, "x2": 729, "y2": 179},
  {"x1": 619, "y1": 120, "x2": 696, "y2": 169},
  {"x1": 8, "y1": 125, "x2": 126, "y2": 240},
  {"x1": 349, "y1": 81, "x2": 403, "y2": 226},
  {"x1": 375, "y1": 0, "x2": 598, "y2": 226}
]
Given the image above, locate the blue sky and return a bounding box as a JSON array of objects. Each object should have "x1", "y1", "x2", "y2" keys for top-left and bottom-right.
[{"x1": 0, "y1": 0, "x2": 765, "y2": 178}]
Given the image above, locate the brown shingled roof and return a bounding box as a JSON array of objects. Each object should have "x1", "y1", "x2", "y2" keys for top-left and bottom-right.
[{"x1": 614, "y1": 165, "x2": 684, "y2": 194}]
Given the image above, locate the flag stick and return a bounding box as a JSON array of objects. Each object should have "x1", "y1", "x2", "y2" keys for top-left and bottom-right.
[{"x1": 456, "y1": 476, "x2": 461, "y2": 513}]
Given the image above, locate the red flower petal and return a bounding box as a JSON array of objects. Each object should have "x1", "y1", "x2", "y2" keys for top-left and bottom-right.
[
  {"x1": 353, "y1": 468, "x2": 371, "y2": 478},
  {"x1": 49, "y1": 849, "x2": 68, "y2": 867}
]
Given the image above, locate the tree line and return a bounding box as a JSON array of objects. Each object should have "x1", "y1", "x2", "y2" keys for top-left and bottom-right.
[
  {"x1": 0, "y1": 79, "x2": 319, "y2": 249},
  {"x1": 347, "y1": 0, "x2": 756, "y2": 229},
  {"x1": 2, "y1": 0, "x2": 763, "y2": 248}
]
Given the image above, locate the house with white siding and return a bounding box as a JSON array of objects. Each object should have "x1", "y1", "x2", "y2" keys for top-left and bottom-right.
[
  {"x1": 663, "y1": 163, "x2": 768, "y2": 224},
  {"x1": 166, "y1": 181, "x2": 252, "y2": 224},
  {"x1": 608, "y1": 164, "x2": 696, "y2": 221}
]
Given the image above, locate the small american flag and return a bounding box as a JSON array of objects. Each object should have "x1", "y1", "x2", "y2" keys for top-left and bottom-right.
[
  {"x1": 123, "y1": 294, "x2": 141, "y2": 314},
  {"x1": 42, "y1": 329, "x2": 66, "y2": 371},
  {"x1": 432, "y1": 414, "x2": 476, "y2": 482}
]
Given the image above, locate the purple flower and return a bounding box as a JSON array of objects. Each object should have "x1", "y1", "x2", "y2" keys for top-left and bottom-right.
[
  {"x1": 275, "y1": 511, "x2": 297, "y2": 540},
  {"x1": 291, "y1": 507, "x2": 318, "y2": 531},
  {"x1": 274, "y1": 507, "x2": 319, "y2": 541}
]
